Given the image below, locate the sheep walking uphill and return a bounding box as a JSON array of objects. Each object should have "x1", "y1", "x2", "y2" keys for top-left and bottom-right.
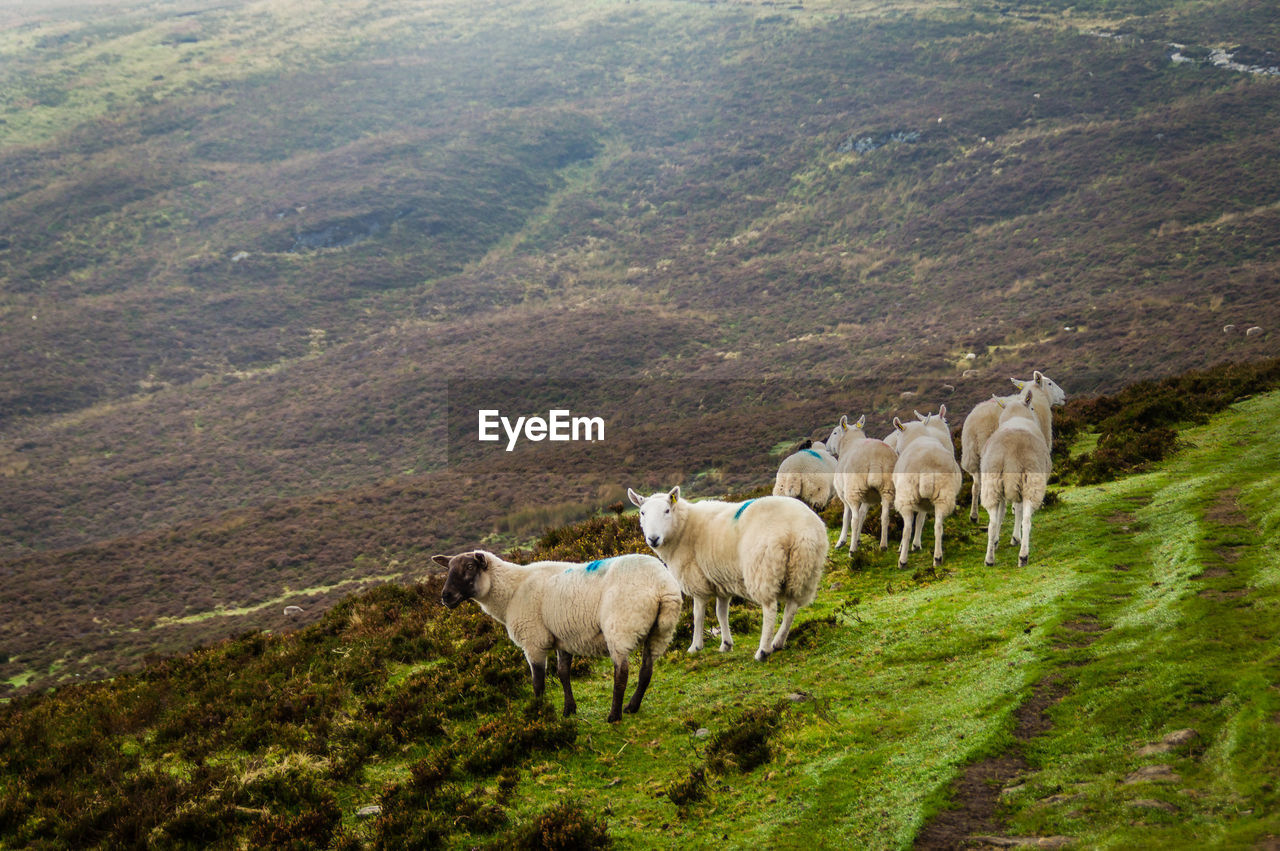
[
  {"x1": 435, "y1": 550, "x2": 682, "y2": 723},
  {"x1": 980, "y1": 390, "x2": 1052, "y2": 567},
  {"x1": 828, "y1": 415, "x2": 899, "y2": 553},
  {"x1": 773, "y1": 438, "x2": 837, "y2": 508},
  {"x1": 628, "y1": 487, "x2": 828, "y2": 662},
  {"x1": 961, "y1": 371, "x2": 1066, "y2": 522},
  {"x1": 891, "y1": 407, "x2": 963, "y2": 569}
]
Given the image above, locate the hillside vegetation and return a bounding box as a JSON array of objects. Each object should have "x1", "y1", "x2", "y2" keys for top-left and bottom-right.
[{"x1": 2, "y1": 370, "x2": 1278, "y2": 848}]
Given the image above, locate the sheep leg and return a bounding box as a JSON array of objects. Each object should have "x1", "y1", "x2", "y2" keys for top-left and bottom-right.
[
  {"x1": 911, "y1": 508, "x2": 926, "y2": 551},
  {"x1": 851, "y1": 502, "x2": 870, "y2": 552},
  {"x1": 755, "y1": 600, "x2": 778, "y2": 662},
  {"x1": 898, "y1": 508, "x2": 914, "y2": 569},
  {"x1": 771, "y1": 598, "x2": 800, "y2": 652},
  {"x1": 557, "y1": 649, "x2": 576, "y2": 717},
  {"x1": 688, "y1": 597, "x2": 707, "y2": 653},
  {"x1": 933, "y1": 509, "x2": 945, "y2": 567},
  {"x1": 715, "y1": 596, "x2": 733, "y2": 652},
  {"x1": 625, "y1": 649, "x2": 654, "y2": 715},
  {"x1": 985, "y1": 499, "x2": 1005, "y2": 567},
  {"x1": 608, "y1": 656, "x2": 629, "y2": 723},
  {"x1": 1010, "y1": 500, "x2": 1022, "y2": 545},
  {"x1": 879, "y1": 503, "x2": 891, "y2": 551},
  {"x1": 528, "y1": 654, "x2": 547, "y2": 700},
  {"x1": 1018, "y1": 501, "x2": 1033, "y2": 567},
  {"x1": 835, "y1": 502, "x2": 852, "y2": 549},
  {"x1": 969, "y1": 473, "x2": 981, "y2": 523}
]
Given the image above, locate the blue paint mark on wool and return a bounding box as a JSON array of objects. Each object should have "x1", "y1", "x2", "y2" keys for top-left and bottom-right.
[
  {"x1": 584, "y1": 558, "x2": 614, "y2": 573},
  {"x1": 733, "y1": 499, "x2": 756, "y2": 521},
  {"x1": 802, "y1": 448, "x2": 824, "y2": 460}
]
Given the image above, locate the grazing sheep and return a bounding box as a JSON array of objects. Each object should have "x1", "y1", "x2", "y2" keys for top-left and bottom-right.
[
  {"x1": 773, "y1": 438, "x2": 837, "y2": 508},
  {"x1": 1223, "y1": 324, "x2": 1236, "y2": 334},
  {"x1": 980, "y1": 390, "x2": 1052, "y2": 567},
  {"x1": 283, "y1": 605, "x2": 304, "y2": 618},
  {"x1": 891, "y1": 408, "x2": 963, "y2": 569},
  {"x1": 829, "y1": 416, "x2": 898, "y2": 553},
  {"x1": 435, "y1": 550, "x2": 682, "y2": 723},
  {"x1": 960, "y1": 371, "x2": 1065, "y2": 522},
  {"x1": 1247, "y1": 326, "x2": 1263, "y2": 337},
  {"x1": 627, "y1": 487, "x2": 828, "y2": 662}
]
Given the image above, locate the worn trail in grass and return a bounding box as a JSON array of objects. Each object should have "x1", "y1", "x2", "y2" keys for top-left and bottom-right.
[{"x1": 510, "y1": 391, "x2": 1280, "y2": 849}]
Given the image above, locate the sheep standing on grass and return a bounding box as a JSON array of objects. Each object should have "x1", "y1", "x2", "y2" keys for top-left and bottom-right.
[
  {"x1": 960, "y1": 371, "x2": 1066, "y2": 522},
  {"x1": 892, "y1": 407, "x2": 963, "y2": 569},
  {"x1": 435, "y1": 550, "x2": 682, "y2": 723},
  {"x1": 980, "y1": 390, "x2": 1052, "y2": 567},
  {"x1": 627, "y1": 487, "x2": 828, "y2": 662},
  {"x1": 773, "y1": 438, "x2": 837, "y2": 508},
  {"x1": 828, "y1": 415, "x2": 899, "y2": 554}
]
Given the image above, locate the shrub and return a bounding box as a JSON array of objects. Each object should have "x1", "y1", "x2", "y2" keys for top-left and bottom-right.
[
  {"x1": 508, "y1": 799, "x2": 613, "y2": 850},
  {"x1": 706, "y1": 702, "x2": 786, "y2": 774},
  {"x1": 665, "y1": 766, "x2": 708, "y2": 808}
]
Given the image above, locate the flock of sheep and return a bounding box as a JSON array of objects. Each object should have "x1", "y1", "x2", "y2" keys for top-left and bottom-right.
[{"x1": 435, "y1": 371, "x2": 1065, "y2": 722}]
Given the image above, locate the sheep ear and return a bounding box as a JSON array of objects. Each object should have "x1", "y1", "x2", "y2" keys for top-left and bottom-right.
[
  {"x1": 627, "y1": 488, "x2": 645, "y2": 507},
  {"x1": 1033, "y1": 370, "x2": 1045, "y2": 384},
  {"x1": 1011, "y1": 378, "x2": 1026, "y2": 390},
  {"x1": 855, "y1": 415, "x2": 865, "y2": 429},
  {"x1": 668, "y1": 486, "x2": 681, "y2": 503},
  {"x1": 938, "y1": 404, "x2": 947, "y2": 419},
  {"x1": 914, "y1": 409, "x2": 925, "y2": 421},
  {"x1": 432, "y1": 554, "x2": 451, "y2": 568},
  {"x1": 1023, "y1": 392, "x2": 1034, "y2": 408},
  {"x1": 471, "y1": 551, "x2": 492, "y2": 570},
  {"x1": 893, "y1": 417, "x2": 905, "y2": 431},
  {"x1": 840, "y1": 415, "x2": 849, "y2": 430},
  {"x1": 994, "y1": 396, "x2": 1006, "y2": 409}
]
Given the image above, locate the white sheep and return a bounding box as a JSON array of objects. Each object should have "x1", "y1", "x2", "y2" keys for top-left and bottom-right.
[
  {"x1": 1247, "y1": 326, "x2": 1263, "y2": 337},
  {"x1": 891, "y1": 407, "x2": 963, "y2": 568},
  {"x1": 627, "y1": 487, "x2": 828, "y2": 662},
  {"x1": 980, "y1": 390, "x2": 1052, "y2": 567},
  {"x1": 773, "y1": 439, "x2": 837, "y2": 508},
  {"x1": 829, "y1": 415, "x2": 898, "y2": 553},
  {"x1": 960, "y1": 371, "x2": 1065, "y2": 522},
  {"x1": 435, "y1": 550, "x2": 682, "y2": 722}
]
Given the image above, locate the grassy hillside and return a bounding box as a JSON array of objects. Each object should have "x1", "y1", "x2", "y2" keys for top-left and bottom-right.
[{"x1": 3, "y1": 381, "x2": 1278, "y2": 848}]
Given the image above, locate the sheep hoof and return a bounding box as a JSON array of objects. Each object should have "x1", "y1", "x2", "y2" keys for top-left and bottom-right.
[
  {"x1": 985, "y1": 558, "x2": 995, "y2": 567},
  {"x1": 898, "y1": 560, "x2": 909, "y2": 570},
  {"x1": 562, "y1": 703, "x2": 577, "y2": 717},
  {"x1": 718, "y1": 641, "x2": 733, "y2": 653},
  {"x1": 606, "y1": 712, "x2": 621, "y2": 724},
  {"x1": 1019, "y1": 555, "x2": 1029, "y2": 567},
  {"x1": 686, "y1": 644, "x2": 702, "y2": 654},
  {"x1": 933, "y1": 556, "x2": 942, "y2": 567},
  {"x1": 753, "y1": 649, "x2": 771, "y2": 662}
]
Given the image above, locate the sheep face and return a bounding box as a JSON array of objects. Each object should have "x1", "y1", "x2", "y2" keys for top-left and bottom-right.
[
  {"x1": 435, "y1": 551, "x2": 492, "y2": 608},
  {"x1": 1012, "y1": 372, "x2": 1067, "y2": 406},
  {"x1": 628, "y1": 486, "x2": 680, "y2": 549}
]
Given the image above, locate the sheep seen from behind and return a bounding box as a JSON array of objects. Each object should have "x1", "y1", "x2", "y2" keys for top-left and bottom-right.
[
  {"x1": 773, "y1": 438, "x2": 837, "y2": 508},
  {"x1": 891, "y1": 406, "x2": 963, "y2": 569},
  {"x1": 979, "y1": 390, "x2": 1052, "y2": 567},
  {"x1": 961, "y1": 371, "x2": 1065, "y2": 522},
  {"x1": 829, "y1": 415, "x2": 899, "y2": 553}
]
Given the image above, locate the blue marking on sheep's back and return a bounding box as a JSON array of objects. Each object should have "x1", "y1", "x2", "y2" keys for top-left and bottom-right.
[
  {"x1": 584, "y1": 558, "x2": 613, "y2": 573},
  {"x1": 733, "y1": 499, "x2": 756, "y2": 521},
  {"x1": 802, "y1": 448, "x2": 824, "y2": 460}
]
